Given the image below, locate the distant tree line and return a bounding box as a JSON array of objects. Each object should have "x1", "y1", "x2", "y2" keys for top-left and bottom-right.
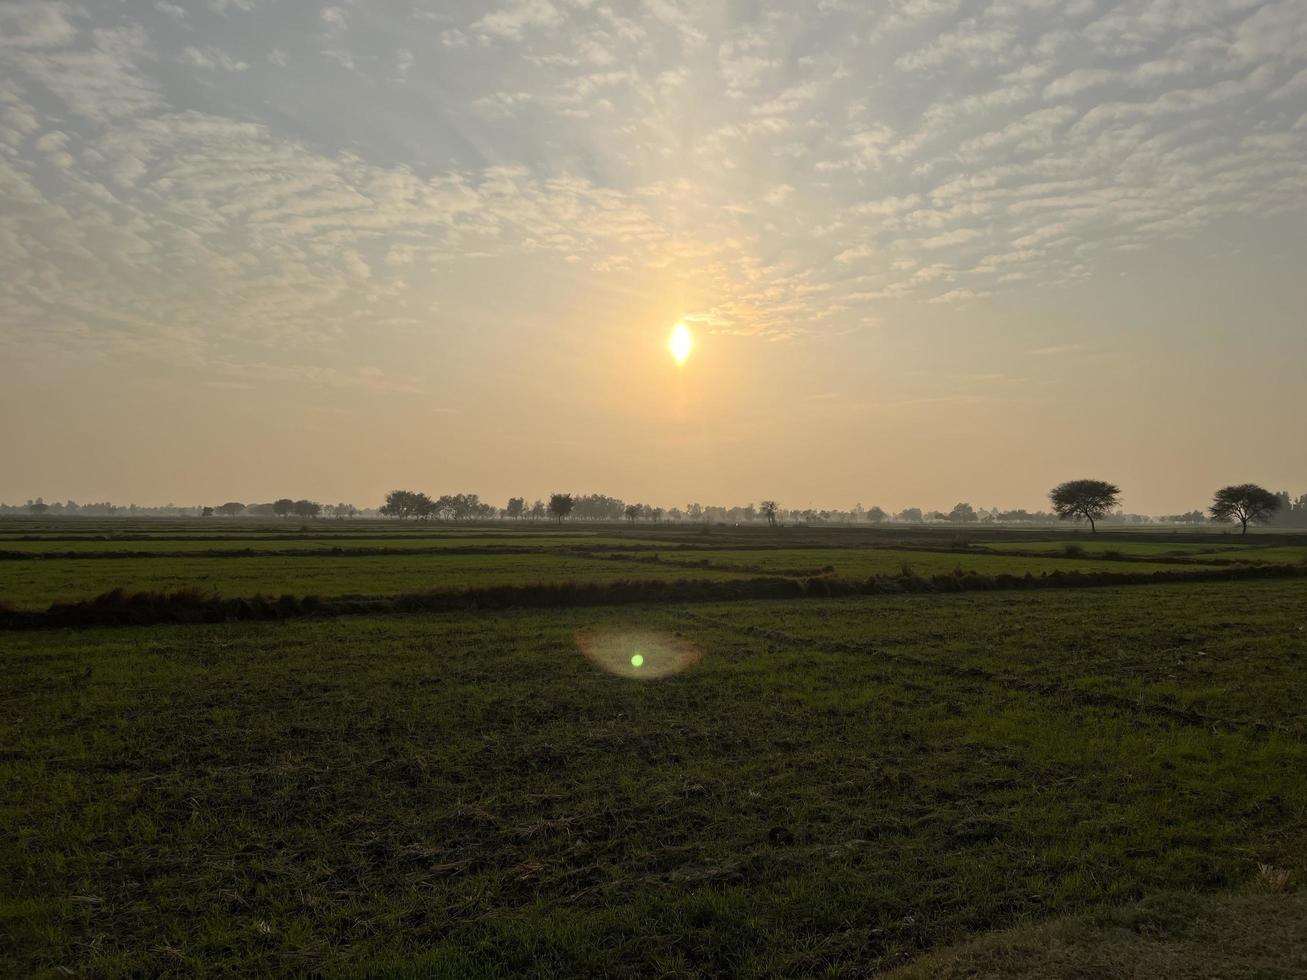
[
  {"x1": 206, "y1": 500, "x2": 358, "y2": 519},
  {"x1": 6, "y1": 482, "x2": 1306, "y2": 532},
  {"x1": 1270, "y1": 492, "x2": 1307, "y2": 529},
  {"x1": 379, "y1": 491, "x2": 498, "y2": 521}
]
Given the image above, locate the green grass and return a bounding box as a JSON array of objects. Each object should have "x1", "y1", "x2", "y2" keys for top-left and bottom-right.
[
  {"x1": 0, "y1": 535, "x2": 664, "y2": 554},
  {"x1": 982, "y1": 540, "x2": 1307, "y2": 564},
  {"x1": 0, "y1": 546, "x2": 1231, "y2": 611},
  {"x1": 981, "y1": 540, "x2": 1247, "y2": 557},
  {"x1": 1203, "y1": 546, "x2": 1307, "y2": 564},
  {"x1": 0, "y1": 552, "x2": 757, "y2": 609},
  {"x1": 656, "y1": 547, "x2": 1221, "y2": 577},
  {"x1": 886, "y1": 890, "x2": 1307, "y2": 978},
  {"x1": 5, "y1": 579, "x2": 1307, "y2": 976}
]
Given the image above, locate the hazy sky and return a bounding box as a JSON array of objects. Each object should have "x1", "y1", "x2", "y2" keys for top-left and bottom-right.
[{"x1": 2, "y1": 0, "x2": 1305, "y2": 513}]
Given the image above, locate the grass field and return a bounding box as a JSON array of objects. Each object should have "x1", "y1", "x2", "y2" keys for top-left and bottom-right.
[
  {"x1": 0, "y1": 535, "x2": 668, "y2": 554},
  {"x1": 4, "y1": 518, "x2": 1307, "y2": 976},
  {"x1": 0, "y1": 546, "x2": 1233, "y2": 611},
  {"x1": 0, "y1": 520, "x2": 1264, "y2": 611},
  {"x1": 0, "y1": 552, "x2": 766, "y2": 609}
]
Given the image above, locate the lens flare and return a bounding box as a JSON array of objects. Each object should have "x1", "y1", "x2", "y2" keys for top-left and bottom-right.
[
  {"x1": 578, "y1": 629, "x2": 702, "y2": 680},
  {"x1": 669, "y1": 323, "x2": 693, "y2": 365}
]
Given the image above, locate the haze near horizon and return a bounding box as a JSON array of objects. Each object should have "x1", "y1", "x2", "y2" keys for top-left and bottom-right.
[{"x1": 2, "y1": 0, "x2": 1306, "y2": 513}]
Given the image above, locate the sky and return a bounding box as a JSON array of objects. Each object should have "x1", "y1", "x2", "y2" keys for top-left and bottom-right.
[{"x1": 2, "y1": 0, "x2": 1305, "y2": 514}]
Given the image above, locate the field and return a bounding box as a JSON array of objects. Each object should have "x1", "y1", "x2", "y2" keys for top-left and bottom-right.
[{"x1": 4, "y1": 518, "x2": 1307, "y2": 976}]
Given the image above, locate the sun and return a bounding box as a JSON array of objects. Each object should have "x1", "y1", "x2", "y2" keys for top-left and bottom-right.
[{"x1": 669, "y1": 323, "x2": 693, "y2": 365}]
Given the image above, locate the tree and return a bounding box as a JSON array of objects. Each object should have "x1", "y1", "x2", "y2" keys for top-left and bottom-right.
[
  {"x1": 573, "y1": 494, "x2": 625, "y2": 521},
  {"x1": 760, "y1": 500, "x2": 779, "y2": 528},
  {"x1": 1049, "y1": 479, "x2": 1120, "y2": 533},
  {"x1": 380, "y1": 490, "x2": 432, "y2": 519},
  {"x1": 1209, "y1": 483, "x2": 1281, "y2": 535},
  {"x1": 217, "y1": 502, "x2": 245, "y2": 517},
  {"x1": 505, "y1": 497, "x2": 526, "y2": 520},
  {"x1": 379, "y1": 490, "x2": 407, "y2": 518},
  {"x1": 866, "y1": 506, "x2": 888, "y2": 524},
  {"x1": 412, "y1": 493, "x2": 438, "y2": 520},
  {"x1": 897, "y1": 507, "x2": 923, "y2": 523},
  {"x1": 549, "y1": 493, "x2": 574, "y2": 523},
  {"x1": 292, "y1": 499, "x2": 321, "y2": 518},
  {"x1": 273, "y1": 498, "x2": 295, "y2": 518},
  {"x1": 624, "y1": 503, "x2": 641, "y2": 523},
  {"x1": 529, "y1": 499, "x2": 546, "y2": 521},
  {"x1": 201, "y1": 506, "x2": 214, "y2": 517},
  {"x1": 331, "y1": 503, "x2": 357, "y2": 519},
  {"x1": 948, "y1": 502, "x2": 978, "y2": 524}
]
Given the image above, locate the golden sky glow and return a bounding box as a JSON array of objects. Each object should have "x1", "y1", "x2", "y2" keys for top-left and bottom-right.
[{"x1": 1, "y1": 2, "x2": 1305, "y2": 512}]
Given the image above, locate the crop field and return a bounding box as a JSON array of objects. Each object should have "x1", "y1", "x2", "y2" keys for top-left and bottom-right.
[
  {"x1": 0, "y1": 535, "x2": 669, "y2": 554},
  {"x1": 4, "y1": 518, "x2": 1307, "y2": 977},
  {"x1": 4, "y1": 519, "x2": 1293, "y2": 612}
]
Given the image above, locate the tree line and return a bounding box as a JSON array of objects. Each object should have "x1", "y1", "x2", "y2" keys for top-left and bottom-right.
[{"x1": 8, "y1": 482, "x2": 1307, "y2": 533}]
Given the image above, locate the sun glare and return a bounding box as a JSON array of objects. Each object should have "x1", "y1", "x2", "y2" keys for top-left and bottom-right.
[{"x1": 669, "y1": 323, "x2": 693, "y2": 365}]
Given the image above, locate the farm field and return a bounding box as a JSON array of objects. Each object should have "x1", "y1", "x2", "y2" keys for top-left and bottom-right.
[
  {"x1": 0, "y1": 552, "x2": 762, "y2": 610},
  {"x1": 0, "y1": 538, "x2": 1237, "y2": 611},
  {"x1": 4, "y1": 575, "x2": 1307, "y2": 976},
  {"x1": 0, "y1": 534, "x2": 668, "y2": 555},
  {"x1": 646, "y1": 547, "x2": 1218, "y2": 578},
  {"x1": 1199, "y1": 545, "x2": 1307, "y2": 564},
  {"x1": 983, "y1": 539, "x2": 1307, "y2": 562},
  {"x1": 4, "y1": 519, "x2": 1307, "y2": 977},
  {"x1": 980, "y1": 540, "x2": 1247, "y2": 557}
]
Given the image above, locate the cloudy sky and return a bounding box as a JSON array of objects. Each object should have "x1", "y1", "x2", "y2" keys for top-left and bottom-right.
[{"x1": 2, "y1": 0, "x2": 1305, "y2": 512}]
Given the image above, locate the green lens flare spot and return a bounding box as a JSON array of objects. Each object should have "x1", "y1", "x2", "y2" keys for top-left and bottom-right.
[{"x1": 631, "y1": 653, "x2": 644, "y2": 668}]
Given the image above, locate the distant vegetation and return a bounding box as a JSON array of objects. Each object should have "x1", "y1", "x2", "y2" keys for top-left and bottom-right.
[{"x1": 5, "y1": 483, "x2": 1307, "y2": 528}]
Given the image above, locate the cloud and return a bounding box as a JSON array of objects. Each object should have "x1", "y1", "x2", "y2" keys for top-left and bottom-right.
[
  {"x1": 473, "y1": 0, "x2": 562, "y2": 40},
  {"x1": 180, "y1": 46, "x2": 249, "y2": 72},
  {"x1": 895, "y1": 22, "x2": 1016, "y2": 72},
  {"x1": 920, "y1": 228, "x2": 982, "y2": 248},
  {"x1": 835, "y1": 244, "x2": 874, "y2": 263},
  {"x1": 0, "y1": 2, "x2": 77, "y2": 49},
  {"x1": 928, "y1": 287, "x2": 989, "y2": 303},
  {"x1": 0, "y1": 0, "x2": 1305, "y2": 368}
]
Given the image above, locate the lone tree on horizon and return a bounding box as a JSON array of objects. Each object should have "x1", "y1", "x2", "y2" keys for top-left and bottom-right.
[
  {"x1": 1209, "y1": 483, "x2": 1281, "y2": 535},
  {"x1": 1049, "y1": 479, "x2": 1120, "y2": 533},
  {"x1": 760, "y1": 500, "x2": 779, "y2": 527},
  {"x1": 549, "y1": 493, "x2": 574, "y2": 524}
]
